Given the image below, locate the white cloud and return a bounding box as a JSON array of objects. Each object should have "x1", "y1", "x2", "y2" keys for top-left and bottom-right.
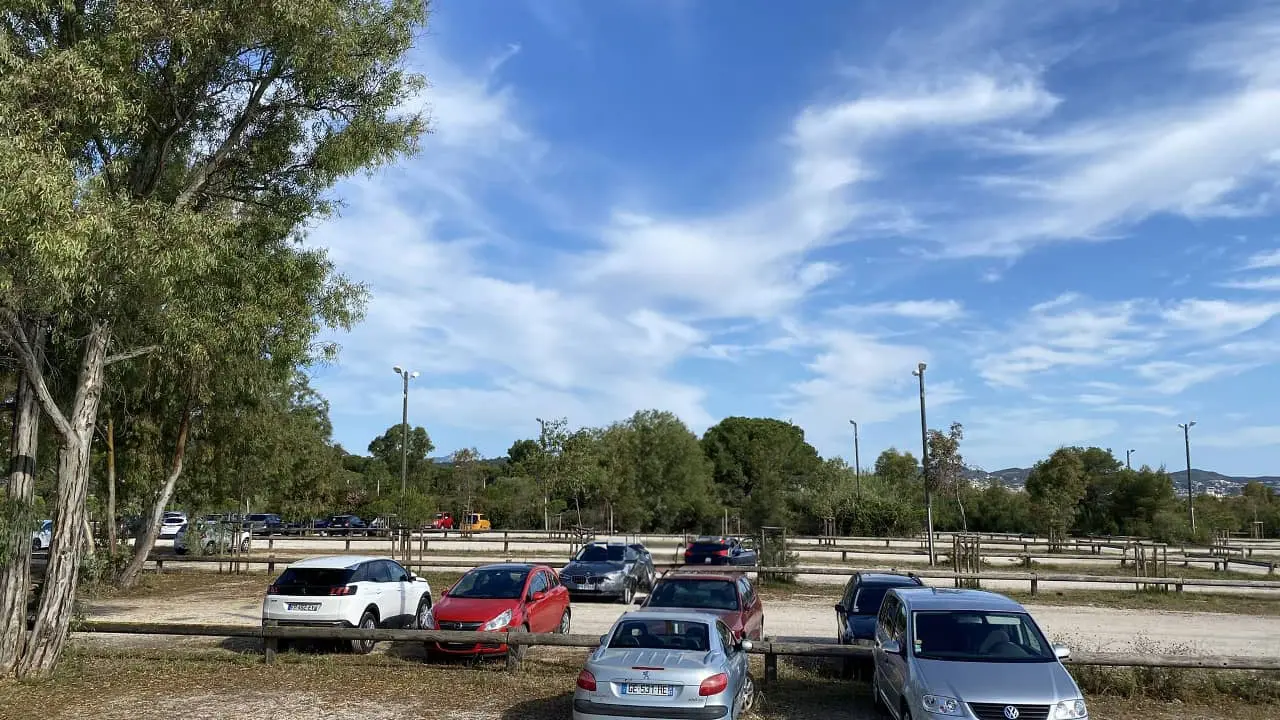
[
  {"x1": 1220, "y1": 275, "x2": 1280, "y2": 291},
  {"x1": 577, "y1": 69, "x2": 1058, "y2": 320},
  {"x1": 1243, "y1": 248, "x2": 1280, "y2": 270},
  {"x1": 1198, "y1": 425, "x2": 1280, "y2": 449},
  {"x1": 1132, "y1": 361, "x2": 1251, "y2": 395},
  {"x1": 1161, "y1": 299, "x2": 1280, "y2": 337},
  {"x1": 832, "y1": 299, "x2": 965, "y2": 322}
]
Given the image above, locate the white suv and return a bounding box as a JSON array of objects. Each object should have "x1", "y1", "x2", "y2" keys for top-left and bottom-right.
[{"x1": 262, "y1": 555, "x2": 432, "y2": 654}]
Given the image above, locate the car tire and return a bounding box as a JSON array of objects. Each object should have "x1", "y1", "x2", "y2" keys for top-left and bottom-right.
[
  {"x1": 351, "y1": 610, "x2": 378, "y2": 654},
  {"x1": 620, "y1": 582, "x2": 634, "y2": 604},
  {"x1": 31, "y1": 538, "x2": 41, "y2": 551},
  {"x1": 738, "y1": 673, "x2": 756, "y2": 718},
  {"x1": 557, "y1": 609, "x2": 571, "y2": 634},
  {"x1": 414, "y1": 595, "x2": 433, "y2": 630},
  {"x1": 204, "y1": 541, "x2": 216, "y2": 554},
  {"x1": 240, "y1": 537, "x2": 251, "y2": 553}
]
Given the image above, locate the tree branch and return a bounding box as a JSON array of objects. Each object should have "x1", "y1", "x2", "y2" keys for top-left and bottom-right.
[
  {"x1": 173, "y1": 59, "x2": 285, "y2": 209},
  {"x1": 0, "y1": 309, "x2": 73, "y2": 438},
  {"x1": 104, "y1": 345, "x2": 161, "y2": 366}
]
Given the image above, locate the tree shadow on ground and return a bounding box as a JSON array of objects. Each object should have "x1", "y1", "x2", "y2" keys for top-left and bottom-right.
[{"x1": 501, "y1": 691, "x2": 573, "y2": 720}]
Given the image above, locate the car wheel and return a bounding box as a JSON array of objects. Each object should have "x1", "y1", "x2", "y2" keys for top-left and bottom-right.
[
  {"x1": 352, "y1": 610, "x2": 377, "y2": 654},
  {"x1": 414, "y1": 595, "x2": 432, "y2": 630},
  {"x1": 204, "y1": 541, "x2": 216, "y2": 554},
  {"x1": 738, "y1": 673, "x2": 756, "y2": 717},
  {"x1": 31, "y1": 538, "x2": 41, "y2": 551},
  {"x1": 240, "y1": 537, "x2": 251, "y2": 553},
  {"x1": 620, "y1": 582, "x2": 634, "y2": 604},
  {"x1": 557, "y1": 609, "x2": 571, "y2": 634}
]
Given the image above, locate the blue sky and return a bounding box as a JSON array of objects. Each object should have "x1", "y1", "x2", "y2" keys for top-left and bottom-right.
[{"x1": 307, "y1": 0, "x2": 1280, "y2": 476}]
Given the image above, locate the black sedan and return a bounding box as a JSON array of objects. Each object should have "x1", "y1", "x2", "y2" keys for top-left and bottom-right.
[{"x1": 682, "y1": 536, "x2": 758, "y2": 566}]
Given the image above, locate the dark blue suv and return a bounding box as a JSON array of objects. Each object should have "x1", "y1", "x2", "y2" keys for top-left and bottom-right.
[{"x1": 834, "y1": 571, "x2": 923, "y2": 644}]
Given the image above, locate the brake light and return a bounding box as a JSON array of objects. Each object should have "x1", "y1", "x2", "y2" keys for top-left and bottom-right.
[
  {"x1": 576, "y1": 670, "x2": 596, "y2": 691},
  {"x1": 699, "y1": 673, "x2": 728, "y2": 696},
  {"x1": 714, "y1": 549, "x2": 729, "y2": 556},
  {"x1": 267, "y1": 585, "x2": 280, "y2": 595},
  {"x1": 684, "y1": 548, "x2": 692, "y2": 556},
  {"x1": 329, "y1": 585, "x2": 356, "y2": 596}
]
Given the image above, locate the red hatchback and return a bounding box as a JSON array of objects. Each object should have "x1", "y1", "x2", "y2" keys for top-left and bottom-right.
[
  {"x1": 424, "y1": 563, "x2": 571, "y2": 657},
  {"x1": 640, "y1": 570, "x2": 765, "y2": 640}
]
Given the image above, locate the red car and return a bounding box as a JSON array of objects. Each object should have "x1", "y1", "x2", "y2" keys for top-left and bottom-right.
[
  {"x1": 424, "y1": 563, "x2": 571, "y2": 657},
  {"x1": 428, "y1": 512, "x2": 454, "y2": 530},
  {"x1": 639, "y1": 570, "x2": 765, "y2": 640}
]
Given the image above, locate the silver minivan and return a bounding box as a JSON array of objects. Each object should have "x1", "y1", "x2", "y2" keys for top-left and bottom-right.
[{"x1": 872, "y1": 587, "x2": 1088, "y2": 720}]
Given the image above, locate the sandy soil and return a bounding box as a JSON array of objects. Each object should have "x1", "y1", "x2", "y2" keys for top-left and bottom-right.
[{"x1": 77, "y1": 577, "x2": 1280, "y2": 657}]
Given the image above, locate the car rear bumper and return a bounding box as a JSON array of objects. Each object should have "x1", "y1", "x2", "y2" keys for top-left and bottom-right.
[
  {"x1": 572, "y1": 699, "x2": 728, "y2": 719},
  {"x1": 262, "y1": 617, "x2": 355, "y2": 628}
]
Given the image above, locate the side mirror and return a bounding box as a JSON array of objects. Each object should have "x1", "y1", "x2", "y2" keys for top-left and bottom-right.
[
  {"x1": 739, "y1": 639, "x2": 754, "y2": 652},
  {"x1": 833, "y1": 604, "x2": 843, "y2": 613},
  {"x1": 879, "y1": 639, "x2": 902, "y2": 655},
  {"x1": 599, "y1": 634, "x2": 609, "y2": 646},
  {"x1": 1054, "y1": 645, "x2": 1070, "y2": 660},
  {"x1": 530, "y1": 590, "x2": 547, "y2": 602}
]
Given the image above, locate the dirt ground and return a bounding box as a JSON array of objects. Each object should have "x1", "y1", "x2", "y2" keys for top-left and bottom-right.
[{"x1": 77, "y1": 572, "x2": 1280, "y2": 657}]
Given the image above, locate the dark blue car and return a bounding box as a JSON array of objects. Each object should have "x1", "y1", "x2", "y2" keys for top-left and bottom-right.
[
  {"x1": 834, "y1": 571, "x2": 923, "y2": 644},
  {"x1": 682, "y1": 536, "x2": 758, "y2": 566}
]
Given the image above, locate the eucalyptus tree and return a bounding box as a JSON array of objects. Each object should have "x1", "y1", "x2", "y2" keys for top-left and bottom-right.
[{"x1": 0, "y1": 0, "x2": 428, "y2": 676}]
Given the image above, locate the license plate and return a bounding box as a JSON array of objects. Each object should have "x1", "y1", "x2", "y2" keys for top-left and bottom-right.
[
  {"x1": 287, "y1": 602, "x2": 320, "y2": 611},
  {"x1": 704, "y1": 557, "x2": 712, "y2": 564},
  {"x1": 622, "y1": 684, "x2": 673, "y2": 696}
]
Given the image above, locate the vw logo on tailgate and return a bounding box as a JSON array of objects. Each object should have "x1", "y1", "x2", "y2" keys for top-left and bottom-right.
[{"x1": 1003, "y1": 706, "x2": 1020, "y2": 720}]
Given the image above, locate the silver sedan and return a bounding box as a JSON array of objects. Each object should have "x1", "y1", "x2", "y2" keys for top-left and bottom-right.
[{"x1": 573, "y1": 609, "x2": 756, "y2": 720}]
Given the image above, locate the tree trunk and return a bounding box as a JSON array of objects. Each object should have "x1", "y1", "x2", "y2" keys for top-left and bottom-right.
[
  {"x1": 106, "y1": 418, "x2": 116, "y2": 549},
  {"x1": 119, "y1": 403, "x2": 192, "y2": 589},
  {"x1": 0, "y1": 321, "x2": 45, "y2": 675},
  {"x1": 15, "y1": 322, "x2": 110, "y2": 678}
]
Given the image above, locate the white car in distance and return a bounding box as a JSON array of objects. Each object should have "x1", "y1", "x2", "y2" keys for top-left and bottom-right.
[
  {"x1": 32, "y1": 520, "x2": 52, "y2": 551},
  {"x1": 263, "y1": 556, "x2": 433, "y2": 654},
  {"x1": 159, "y1": 511, "x2": 187, "y2": 539}
]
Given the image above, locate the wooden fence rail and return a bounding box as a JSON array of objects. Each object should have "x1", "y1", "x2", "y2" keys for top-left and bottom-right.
[
  {"x1": 71, "y1": 621, "x2": 1280, "y2": 683},
  {"x1": 135, "y1": 555, "x2": 1280, "y2": 593}
]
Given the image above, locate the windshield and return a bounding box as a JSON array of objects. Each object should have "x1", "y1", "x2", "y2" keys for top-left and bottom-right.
[
  {"x1": 912, "y1": 611, "x2": 1055, "y2": 663},
  {"x1": 448, "y1": 568, "x2": 529, "y2": 599},
  {"x1": 608, "y1": 618, "x2": 710, "y2": 651},
  {"x1": 575, "y1": 545, "x2": 625, "y2": 562},
  {"x1": 647, "y1": 580, "x2": 739, "y2": 611},
  {"x1": 852, "y1": 586, "x2": 891, "y2": 615},
  {"x1": 276, "y1": 568, "x2": 353, "y2": 589}
]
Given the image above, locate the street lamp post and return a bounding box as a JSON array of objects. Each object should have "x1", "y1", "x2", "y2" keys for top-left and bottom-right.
[
  {"x1": 1126, "y1": 449, "x2": 1135, "y2": 470},
  {"x1": 1179, "y1": 422, "x2": 1196, "y2": 533},
  {"x1": 849, "y1": 420, "x2": 861, "y2": 504},
  {"x1": 536, "y1": 417, "x2": 548, "y2": 531},
  {"x1": 393, "y1": 366, "x2": 419, "y2": 498},
  {"x1": 912, "y1": 362, "x2": 935, "y2": 566}
]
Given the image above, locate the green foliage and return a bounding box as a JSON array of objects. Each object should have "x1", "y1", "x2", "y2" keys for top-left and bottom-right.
[
  {"x1": 874, "y1": 448, "x2": 919, "y2": 485},
  {"x1": 702, "y1": 417, "x2": 822, "y2": 529},
  {"x1": 367, "y1": 425, "x2": 435, "y2": 480}
]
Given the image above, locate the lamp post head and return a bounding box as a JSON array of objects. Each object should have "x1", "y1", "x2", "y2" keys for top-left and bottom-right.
[
  {"x1": 410, "y1": 371, "x2": 419, "y2": 379},
  {"x1": 393, "y1": 365, "x2": 403, "y2": 375}
]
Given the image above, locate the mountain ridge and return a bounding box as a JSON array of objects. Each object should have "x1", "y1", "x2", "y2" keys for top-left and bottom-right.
[{"x1": 964, "y1": 466, "x2": 1280, "y2": 496}]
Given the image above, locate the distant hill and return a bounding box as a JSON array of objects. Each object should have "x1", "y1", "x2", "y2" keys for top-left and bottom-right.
[{"x1": 963, "y1": 466, "x2": 1280, "y2": 496}]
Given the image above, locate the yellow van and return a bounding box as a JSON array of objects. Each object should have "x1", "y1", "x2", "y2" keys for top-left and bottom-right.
[{"x1": 462, "y1": 512, "x2": 492, "y2": 532}]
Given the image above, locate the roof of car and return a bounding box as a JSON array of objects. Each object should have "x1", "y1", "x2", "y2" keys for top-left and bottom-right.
[
  {"x1": 471, "y1": 562, "x2": 538, "y2": 572},
  {"x1": 892, "y1": 587, "x2": 1027, "y2": 613},
  {"x1": 691, "y1": 535, "x2": 736, "y2": 543},
  {"x1": 617, "y1": 609, "x2": 728, "y2": 626},
  {"x1": 659, "y1": 571, "x2": 745, "y2": 583},
  {"x1": 856, "y1": 572, "x2": 923, "y2": 586},
  {"x1": 288, "y1": 555, "x2": 385, "y2": 569}
]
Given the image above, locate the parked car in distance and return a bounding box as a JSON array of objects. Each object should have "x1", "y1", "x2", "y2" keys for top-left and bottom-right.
[
  {"x1": 872, "y1": 588, "x2": 1088, "y2": 720},
  {"x1": 424, "y1": 563, "x2": 570, "y2": 658},
  {"x1": 428, "y1": 512, "x2": 454, "y2": 530},
  {"x1": 326, "y1": 514, "x2": 367, "y2": 536},
  {"x1": 573, "y1": 610, "x2": 756, "y2": 720},
  {"x1": 175, "y1": 520, "x2": 250, "y2": 555},
  {"x1": 642, "y1": 570, "x2": 764, "y2": 641},
  {"x1": 159, "y1": 511, "x2": 187, "y2": 539},
  {"x1": 263, "y1": 555, "x2": 432, "y2": 654},
  {"x1": 31, "y1": 519, "x2": 52, "y2": 551},
  {"x1": 243, "y1": 513, "x2": 284, "y2": 535},
  {"x1": 836, "y1": 572, "x2": 924, "y2": 645},
  {"x1": 559, "y1": 541, "x2": 655, "y2": 603},
  {"x1": 683, "y1": 536, "x2": 758, "y2": 566},
  {"x1": 461, "y1": 512, "x2": 491, "y2": 532}
]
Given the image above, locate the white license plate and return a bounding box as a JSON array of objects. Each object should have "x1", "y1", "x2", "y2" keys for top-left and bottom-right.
[
  {"x1": 622, "y1": 684, "x2": 673, "y2": 696},
  {"x1": 287, "y1": 602, "x2": 320, "y2": 611},
  {"x1": 704, "y1": 557, "x2": 712, "y2": 564}
]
